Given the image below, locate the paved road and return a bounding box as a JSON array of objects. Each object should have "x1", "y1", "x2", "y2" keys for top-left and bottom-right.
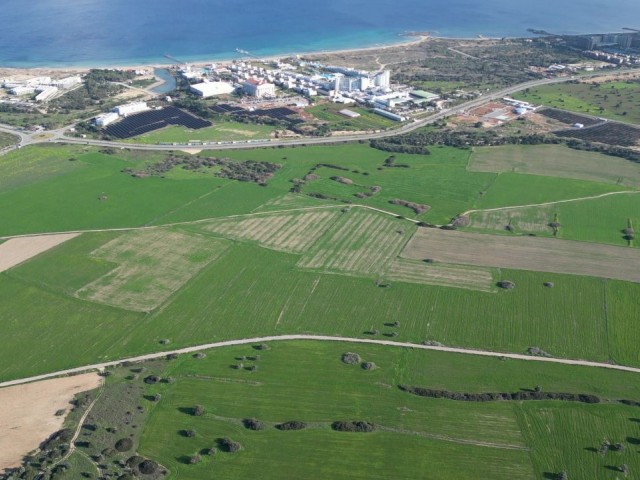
[
  {"x1": 0, "y1": 75, "x2": 605, "y2": 154},
  {"x1": 2, "y1": 334, "x2": 639, "y2": 389}
]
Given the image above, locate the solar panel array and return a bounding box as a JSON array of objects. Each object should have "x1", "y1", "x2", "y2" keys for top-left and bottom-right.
[{"x1": 104, "y1": 106, "x2": 212, "y2": 139}]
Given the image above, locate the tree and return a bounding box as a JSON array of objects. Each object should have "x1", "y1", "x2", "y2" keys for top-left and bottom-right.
[{"x1": 192, "y1": 405, "x2": 205, "y2": 417}]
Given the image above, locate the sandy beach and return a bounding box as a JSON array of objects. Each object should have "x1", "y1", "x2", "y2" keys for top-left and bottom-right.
[{"x1": 0, "y1": 34, "x2": 430, "y2": 79}]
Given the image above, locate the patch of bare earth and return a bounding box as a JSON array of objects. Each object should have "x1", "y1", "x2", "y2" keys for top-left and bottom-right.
[
  {"x1": 0, "y1": 234, "x2": 80, "y2": 273},
  {"x1": 402, "y1": 228, "x2": 640, "y2": 283},
  {"x1": 0, "y1": 373, "x2": 102, "y2": 472}
]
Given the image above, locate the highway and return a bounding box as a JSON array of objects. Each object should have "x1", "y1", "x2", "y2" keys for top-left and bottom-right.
[{"x1": 0, "y1": 75, "x2": 592, "y2": 153}]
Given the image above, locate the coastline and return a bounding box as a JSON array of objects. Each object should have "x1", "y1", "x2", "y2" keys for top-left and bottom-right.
[{"x1": 0, "y1": 34, "x2": 432, "y2": 76}]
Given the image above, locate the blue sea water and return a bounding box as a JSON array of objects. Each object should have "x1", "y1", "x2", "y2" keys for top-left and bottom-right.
[{"x1": 1, "y1": 0, "x2": 639, "y2": 67}]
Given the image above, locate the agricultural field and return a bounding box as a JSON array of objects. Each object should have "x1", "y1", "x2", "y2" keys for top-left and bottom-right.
[
  {"x1": 76, "y1": 229, "x2": 229, "y2": 312},
  {"x1": 554, "y1": 122, "x2": 640, "y2": 147},
  {"x1": 37, "y1": 341, "x2": 640, "y2": 480},
  {"x1": 124, "y1": 120, "x2": 276, "y2": 144},
  {"x1": 469, "y1": 144, "x2": 640, "y2": 187},
  {"x1": 402, "y1": 228, "x2": 640, "y2": 282},
  {"x1": 467, "y1": 192, "x2": 640, "y2": 247},
  {"x1": 513, "y1": 79, "x2": 640, "y2": 124},
  {"x1": 200, "y1": 209, "x2": 341, "y2": 254},
  {"x1": 0, "y1": 233, "x2": 79, "y2": 273},
  {"x1": 297, "y1": 209, "x2": 415, "y2": 276},
  {"x1": 307, "y1": 103, "x2": 396, "y2": 131},
  {"x1": 386, "y1": 258, "x2": 495, "y2": 292}
]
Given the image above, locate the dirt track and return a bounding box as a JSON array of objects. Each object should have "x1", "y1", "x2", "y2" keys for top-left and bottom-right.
[
  {"x1": 0, "y1": 233, "x2": 80, "y2": 273},
  {"x1": 0, "y1": 373, "x2": 102, "y2": 472}
]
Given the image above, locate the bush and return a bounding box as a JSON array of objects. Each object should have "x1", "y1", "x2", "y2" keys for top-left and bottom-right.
[
  {"x1": 361, "y1": 362, "x2": 376, "y2": 370},
  {"x1": 189, "y1": 454, "x2": 201, "y2": 464},
  {"x1": 331, "y1": 421, "x2": 376, "y2": 432},
  {"x1": 497, "y1": 280, "x2": 516, "y2": 290},
  {"x1": 341, "y1": 352, "x2": 361, "y2": 364},
  {"x1": 218, "y1": 437, "x2": 242, "y2": 452},
  {"x1": 254, "y1": 343, "x2": 270, "y2": 351},
  {"x1": 527, "y1": 346, "x2": 551, "y2": 357},
  {"x1": 183, "y1": 429, "x2": 196, "y2": 438},
  {"x1": 193, "y1": 352, "x2": 206, "y2": 359},
  {"x1": 243, "y1": 418, "x2": 264, "y2": 430},
  {"x1": 144, "y1": 375, "x2": 160, "y2": 385},
  {"x1": 114, "y1": 438, "x2": 133, "y2": 452},
  {"x1": 192, "y1": 405, "x2": 205, "y2": 416},
  {"x1": 275, "y1": 421, "x2": 307, "y2": 431},
  {"x1": 138, "y1": 459, "x2": 158, "y2": 475},
  {"x1": 126, "y1": 455, "x2": 144, "y2": 468},
  {"x1": 543, "y1": 282, "x2": 555, "y2": 288}
]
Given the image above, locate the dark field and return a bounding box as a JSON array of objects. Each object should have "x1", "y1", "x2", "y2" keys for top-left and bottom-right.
[
  {"x1": 104, "y1": 107, "x2": 211, "y2": 139},
  {"x1": 554, "y1": 122, "x2": 640, "y2": 147}
]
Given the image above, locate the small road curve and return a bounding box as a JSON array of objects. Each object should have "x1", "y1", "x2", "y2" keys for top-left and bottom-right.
[
  {"x1": 460, "y1": 190, "x2": 640, "y2": 217},
  {"x1": 2, "y1": 334, "x2": 639, "y2": 389}
]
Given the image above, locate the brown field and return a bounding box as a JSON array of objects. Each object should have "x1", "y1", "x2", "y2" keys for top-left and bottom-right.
[
  {"x1": 0, "y1": 373, "x2": 102, "y2": 472},
  {"x1": 386, "y1": 258, "x2": 494, "y2": 292},
  {"x1": 0, "y1": 233, "x2": 80, "y2": 273},
  {"x1": 402, "y1": 228, "x2": 640, "y2": 282},
  {"x1": 77, "y1": 229, "x2": 228, "y2": 312}
]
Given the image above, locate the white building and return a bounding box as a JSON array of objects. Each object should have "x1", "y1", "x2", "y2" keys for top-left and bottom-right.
[
  {"x1": 374, "y1": 70, "x2": 391, "y2": 88},
  {"x1": 242, "y1": 79, "x2": 276, "y2": 98},
  {"x1": 9, "y1": 86, "x2": 36, "y2": 95},
  {"x1": 35, "y1": 86, "x2": 58, "y2": 102},
  {"x1": 52, "y1": 76, "x2": 82, "y2": 89},
  {"x1": 95, "y1": 112, "x2": 120, "y2": 127},
  {"x1": 113, "y1": 101, "x2": 149, "y2": 116},
  {"x1": 373, "y1": 108, "x2": 406, "y2": 122},
  {"x1": 190, "y1": 81, "x2": 235, "y2": 98},
  {"x1": 26, "y1": 76, "x2": 52, "y2": 87}
]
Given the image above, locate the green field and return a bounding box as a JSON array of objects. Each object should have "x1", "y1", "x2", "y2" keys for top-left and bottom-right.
[
  {"x1": 469, "y1": 144, "x2": 640, "y2": 187},
  {"x1": 513, "y1": 80, "x2": 640, "y2": 124},
  {"x1": 468, "y1": 192, "x2": 640, "y2": 247},
  {"x1": 124, "y1": 121, "x2": 276, "y2": 144},
  {"x1": 68, "y1": 341, "x2": 640, "y2": 479},
  {"x1": 307, "y1": 103, "x2": 396, "y2": 131}
]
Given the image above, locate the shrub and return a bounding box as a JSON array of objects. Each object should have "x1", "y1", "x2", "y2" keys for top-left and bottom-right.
[
  {"x1": 497, "y1": 280, "x2": 516, "y2": 290},
  {"x1": 331, "y1": 421, "x2": 376, "y2": 432},
  {"x1": 218, "y1": 437, "x2": 242, "y2": 452},
  {"x1": 138, "y1": 459, "x2": 158, "y2": 475},
  {"x1": 341, "y1": 352, "x2": 361, "y2": 365},
  {"x1": 543, "y1": 282, "x2": 555, "y2": 288},
  {"x1": 166, "y1": 353, "x2": 179, "y2": 360},
  {"x1": 527, "y1": 347, "x2": 551, "y2": 357},
  {"x1": 275, "y1": 421, "x2": 307, "y2": 431},
  {"x1": 144, "y1": 375, "x2": 160, "y2": 385},
  {"x1": 183, "y1": 429, "x2": 196, "y2": 438},
  {"x1": 192, "y1": 405, "x2": 205, "y2": 416},
  {"x1": 126, "y1": 455, "x2": 144, "y2": 468},
  {"x1": 193, "y1": 352, "x2": 206, "y2": 359},
  {"x1": 101, "y1": 448, "x2": 116, "y2": 458},
  {"x1": 159, "y1": 338, "x2": 170, "y2": 345},
  {"x1": 189, "y1": 454, "x2": 201, "y2": 464},
  {"x1": 243, "y1": 418, "x2": 264, "y2": 430},
  {"x1": 114, "y1": 438, "x2": 133, "y2": 452},
  {"x1": 361, "y1": 362, "x2": 376, "y2": 371},
  {"x1": 254, "y1": 343, "x2": 270, "y2": 351}
]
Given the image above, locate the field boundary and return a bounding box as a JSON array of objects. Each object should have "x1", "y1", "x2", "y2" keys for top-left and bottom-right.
[
  {"x1": 3, "y1": 334, "x2": 640, "y2": 389},
  {"x1": 462, "y1": 190, "x2": 640, "y2": 217}
]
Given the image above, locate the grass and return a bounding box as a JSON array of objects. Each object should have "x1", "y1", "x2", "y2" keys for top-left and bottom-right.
[
  {"x1": 468, "y1": 192, "x2": 640, "y2": 247},
  {"x1": 0, "y1": 131, "x2": 19, "y2": 148},
  {"x1": 476, "y1": 172, "x2": 623, "y2": 210},
  {"x1": 124, "y1": 121, "x2": 276, "y2": 144},
  {"x1": 513, "y1": 80, "x2": 640, "y2": 124},
  {"x1": 307, "y1": 103, "x2": 396, "y2": 131},
  {"x1": 469, "y1": 144, "x2": 640, "y2": 187},
  {"x1": 77, "y1": 228, "x2": 230, "y2": 312},
  {"x1": 131, "y1": 341, "x2": 640, "y2": 479}
]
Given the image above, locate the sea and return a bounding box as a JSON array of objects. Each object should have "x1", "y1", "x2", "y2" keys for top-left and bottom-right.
[{"x1": 2, "y1": 0, "x2": 640, "y2": 68}]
